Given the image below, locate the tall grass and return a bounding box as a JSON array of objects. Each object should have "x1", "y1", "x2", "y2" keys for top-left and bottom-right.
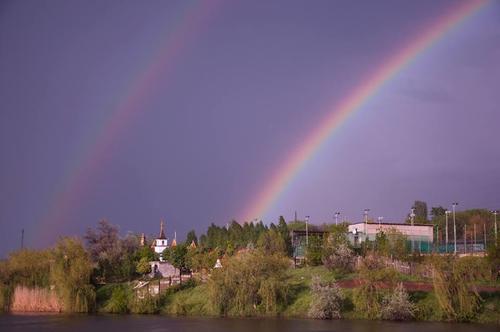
[{"x1": 10, "y1": 286, "x2": 63, "y2": 312}]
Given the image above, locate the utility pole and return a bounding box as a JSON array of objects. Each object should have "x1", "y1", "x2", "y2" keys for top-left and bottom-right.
[
  {"x1": 473, "y1": 223, "x2": 476, "y2": 254},
  {"x1": 364, "y1": 209, "x2": 370, "y2": 225},
  {"x1": 464, "y1": 224, "x2": 467, "y2": 254},
  {"x1": 305, "y1": 215, "x2": 310, "y2": 265},
  {"x1": 410, "y1": 207, "x2": 415, "y2": 251},
  {"x1": 445, "y1": 210, "x2": 451, "y2": 253},
  {"x1": 452, "y1": 202, "x2": 458, "y2": 254},
  {"x1": 21, "y1": 228, "x2": 24, "y2": 249},
  {"x1": 493, "y1": 210, "x2": 498, "y2": 242},
  {"x1": 484, "y1": 223, "x2": 487, "y2": 251},
  {"x1": 435, "y1": 225, "x2": 439, "y2": 253},
  {"x1": 305, "y1": 216, "x2": 310, "y2": 247}
]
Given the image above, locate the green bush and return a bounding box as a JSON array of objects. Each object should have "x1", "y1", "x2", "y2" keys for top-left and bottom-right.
[
  {"x1": 413, "y1": 291, "x2": 443, "y2": 321},
  {"x1": 102, "y1": 285, "x2": 131, "y2": 314}
]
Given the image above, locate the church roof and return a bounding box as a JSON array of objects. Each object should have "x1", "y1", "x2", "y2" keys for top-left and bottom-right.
[{"x1": 158, "y1": 220, "x2": 166, "y2": 239}]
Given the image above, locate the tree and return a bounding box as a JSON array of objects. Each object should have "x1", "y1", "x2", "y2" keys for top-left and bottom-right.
[
  {"x1": 257, "y1": 229, "x2": 286, "y2": 255},
  {"x1": 51, "y1": 237, "x2": 95, "y2": 312},
  {"x1": 277, "y1": 216, "x2": 292, "y2": 256},
  {"x1": 208, "y1": 251, "x2": 289, "y2": 316},
  {"x1": 186, "y1": 230, "x2": 198, "y2": 246},
  {"x1": 84, "y1": 221, "x2": 143, "y2": 282},
  {"x1": 409, "y1": 200, "x2": 428, "y2": 223},
  {"x1": 306, "y1": 235, "x2": 323, "y2": 266},
  {"x1": 136, "y1": 257, "x2": 151, "y2": 276},
  {"x1": 84, "y1": 220, "x2": 123, "y2": 282},
  {"x1": 164, "y1": 244, "x2": 189, "y2": 281},
  {"x1": 431, "y1": 256, "x2": 490, "y2": 322},
  {"x1": 431, "y1": 206, "x2": 447, "y2": 219}
]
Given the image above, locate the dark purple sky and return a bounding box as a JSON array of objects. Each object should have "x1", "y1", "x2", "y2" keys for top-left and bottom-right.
[{"x1": 1, "y1": 0, "x2": 499, "y2": 256}]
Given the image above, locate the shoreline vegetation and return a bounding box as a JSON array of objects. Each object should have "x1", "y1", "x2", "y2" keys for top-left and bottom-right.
[{"x1": 1, "y1": 210, "x2": 499, "y2": 324}]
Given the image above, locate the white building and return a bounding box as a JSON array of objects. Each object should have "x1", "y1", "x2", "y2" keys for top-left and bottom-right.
[
  {"x1": 153, "y1": 221, "x2": 169, "y2": 260},
  {"x1": 348, "y1": 222, "x2": 434, "y2": 252}
]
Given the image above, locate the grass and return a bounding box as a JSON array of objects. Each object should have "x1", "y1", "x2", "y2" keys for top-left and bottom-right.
[
  {"x1": 92, "y1": 266, "x2": 500, "y2": 324},
  {"x1": 161, "y1": 283, "x2": 212, "y2": 316}
]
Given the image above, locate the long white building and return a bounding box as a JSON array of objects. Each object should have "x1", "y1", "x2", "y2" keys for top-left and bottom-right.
[{"x1": 348, "y1": 221, "x2": 434, "y2": 252}]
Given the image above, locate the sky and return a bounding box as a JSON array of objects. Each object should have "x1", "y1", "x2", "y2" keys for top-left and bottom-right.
[{"x1": 0, "y1": 0, "x2": 499, "y2": 256}]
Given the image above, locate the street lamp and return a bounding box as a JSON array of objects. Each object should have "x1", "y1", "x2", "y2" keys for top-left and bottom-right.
[
  {"x1": 445, "y1": 210, "x2": 451, "y2": 253},
  {"x1": 364, "y1": 209, "x2": 370, "y2": 225},
  {"x1": 305, "y1": 215, "x2": 310, "y2": 247},
  {"x1": 334, "y1": 212, "x2": 341, "y2": 225},
  {"x1": 452, "y1": 202, "x2": 458, "y2": 254},
  {"x1": 492, "y1": 210, "x2": 498, "y2": 242},
  {"x1": 410, "y1": 207, "x2": 416, "y2": 226},
  {"x1": 410, "y1": 207, "x2": 416, "y2": 251}
]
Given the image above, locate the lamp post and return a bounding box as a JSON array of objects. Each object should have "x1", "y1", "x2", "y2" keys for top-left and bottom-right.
[
  {"x1": 334, "y1": 212, "x2": 340, "y2": 226},
  {"x1": 464, "y1": 224, "x2": 467, "y2": 254},
  {"x1": 304, "y1": 215, "x2": 310, "y2": 266},
  {"x1": 492, "y1": 210, "x2": 498, "y2": 242},
  {"x1": 364, "y1": 209, "x2": 370, "y2": 225},
  {"x1": 452, "y1": 202, "x2": 458, "y2": 254},
  {"x1": 410, "y1": 207, "x2": 416, "y2": 251},
  {"x1": 305, "y1": 215, "x2": 310, "y2": 247},
  {"x1": 410, "y1": 207, "x2": 416, "y2": 226},
  {"x1": 484, "y1": 223, "x2": 487, "y2": 251},
  {"x1": 445, "y1": 210, "x2": 451, "y2": 253},
  {"x1": 473, "y1": 223, "x2": 476, "y2": 254}
]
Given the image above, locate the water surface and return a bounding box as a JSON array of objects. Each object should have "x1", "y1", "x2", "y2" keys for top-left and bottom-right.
[{"x1": 0, "y1": 314, "x2": 497, "y2": 332}]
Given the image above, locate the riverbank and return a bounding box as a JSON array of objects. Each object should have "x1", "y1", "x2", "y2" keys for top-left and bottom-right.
[{"x1": 92, "y1": 266, "x2": 500, "y2": 324}]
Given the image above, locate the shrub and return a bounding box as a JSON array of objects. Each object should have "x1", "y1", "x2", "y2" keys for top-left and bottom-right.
[
  {"x1": 129, "y1": 296, "x2": 159, "y2": 314},
  {"x1": 322, "y1": 242, "x2": 355, "y2": 273},
  {"x1": 308, "y1": 276, "x2": 344, "y2": 319},
  {"x1": 380, "y1": 282, "x2": 415, "y2": 321},
  {"x1": 103, "y1": 285, "x2": 130, "y2": 314},
  {"x1": 352, "y1": 258, "x2": 397, "y2": 319}
]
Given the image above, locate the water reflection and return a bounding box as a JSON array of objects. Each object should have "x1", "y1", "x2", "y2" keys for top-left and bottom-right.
[{"x1": 0, "y1": 315, "x2": 497, "y2": 332}]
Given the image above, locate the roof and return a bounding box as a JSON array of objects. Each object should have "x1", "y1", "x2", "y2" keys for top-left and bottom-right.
[
  {"x1": 349, "y1": 221, "x2": 434, "y2": 227},
  {"x1": 158, "y1": 220, "x2": 166, "y2": 239}
]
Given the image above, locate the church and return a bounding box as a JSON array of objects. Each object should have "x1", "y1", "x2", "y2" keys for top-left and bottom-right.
[
  {"x1": 152, "y1": 220, "x2": 169, "y2": 259},
  {"x1": 149, "y1": 220, "x2": 178, "y2": 261}
]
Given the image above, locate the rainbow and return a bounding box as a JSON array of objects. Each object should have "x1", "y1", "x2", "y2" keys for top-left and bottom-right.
[
  {"x1": 242, "y1": 0, "x2": 489, "y2": 222},
  {"x1": 39, "y1": 0, "x2": 222, "y2": 237}
]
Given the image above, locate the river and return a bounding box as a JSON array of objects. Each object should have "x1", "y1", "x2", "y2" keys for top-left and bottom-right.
[{"x1": 0, "y1": 314, "x2": 497, "y2": 332}]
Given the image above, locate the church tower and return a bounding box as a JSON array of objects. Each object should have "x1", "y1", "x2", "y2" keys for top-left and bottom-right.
[{"x1": 153, "y1": 220, "x2": 169, "y2": 260}]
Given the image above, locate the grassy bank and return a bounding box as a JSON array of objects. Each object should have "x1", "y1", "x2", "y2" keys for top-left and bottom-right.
[{"x1": 118, "y1": 266, "x2": 498, "y2": 324}]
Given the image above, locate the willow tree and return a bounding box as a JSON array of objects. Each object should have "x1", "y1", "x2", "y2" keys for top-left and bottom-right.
[
  {"x1": 431, "y1": 256, "x2": 490, "y2": 322},
  {"x1": 51, "y1": 237, "x2": 95, "y2": 312}
]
